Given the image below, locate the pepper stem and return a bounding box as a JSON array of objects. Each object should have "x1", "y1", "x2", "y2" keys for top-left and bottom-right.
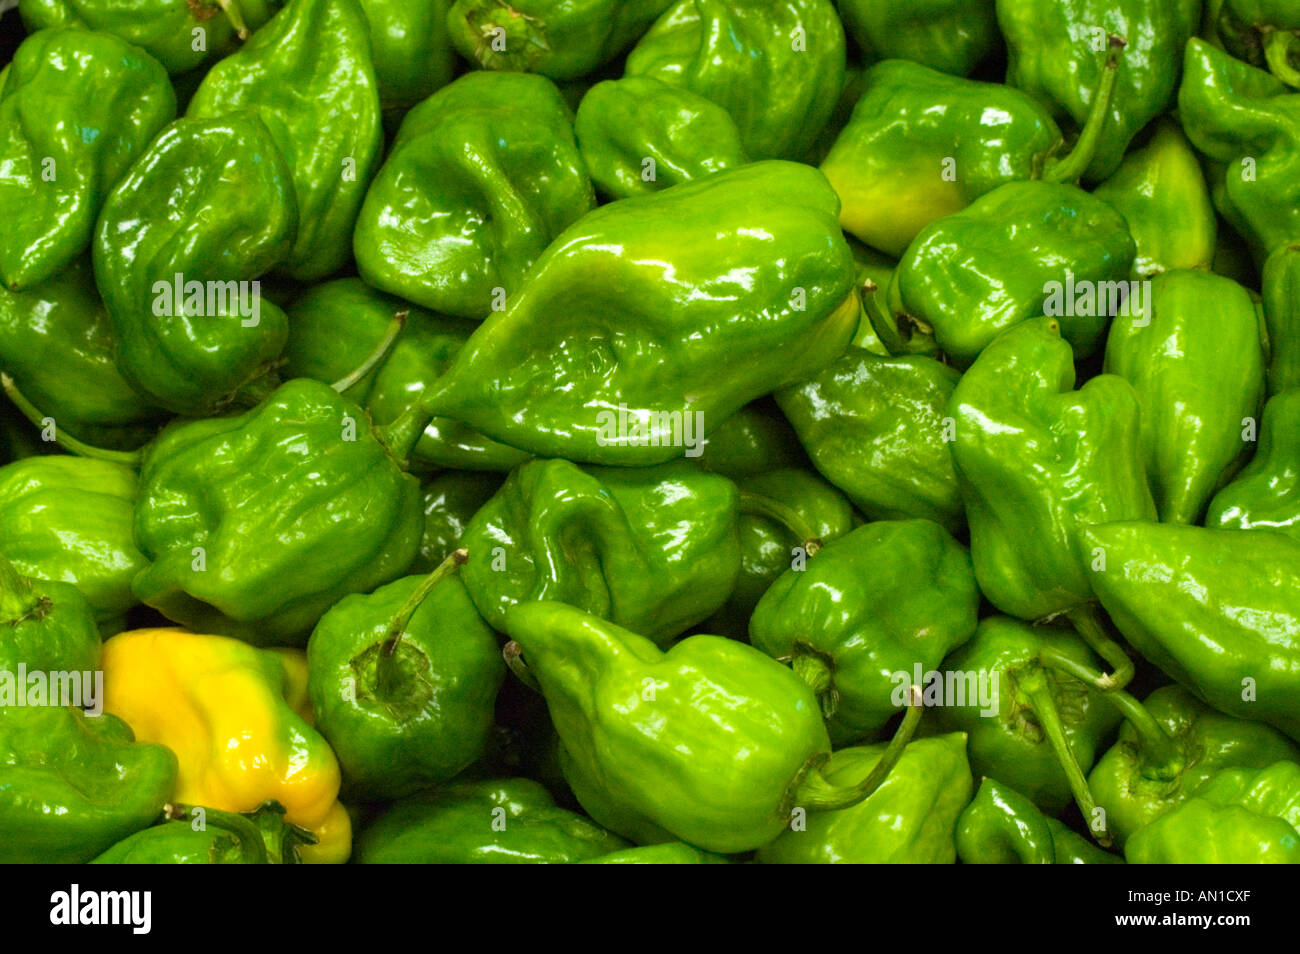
[
  {"x1": 502, "y1": 640, "x2": 540, "y2": 692},
  {"x1": 1265, "y1": 30, "x2": 1300, "y2": 89},
  {"x1": 216, "y1": 0, "x2": 252, "y2": 39},
  {"x1": 793, "y1": 684, "x2": 924, "y2": 812},
  {"x1": 1065, "y1": 604, "x2": 1133, "y2": 690},
  {"x1": 376, "y1": 548, "x2": 468, "y2": 697},
  {"x1": 0, "y1": 374, "x2": 144, "y2": 467},
  {"x1": 331, "y1": 313, "x2": 407, "y2": 394},
  {"x1": 791, "y1": 652, "x2": 838, "y2": 719},
  {"x1": 736, "y1": 491, "x2": 822, "y2": 558},
  {"x1": 1042, "y1": 34, "x2": 1126, "y2": 184}
]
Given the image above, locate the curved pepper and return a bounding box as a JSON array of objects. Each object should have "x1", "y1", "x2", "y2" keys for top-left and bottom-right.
[
  {"x1": 0, "y1": 547, "x2": 100, "y2": 678},
  {"x1": 91, "y1": 802, "x2": 315, "y2": 864},
  {"x1": 355, "y1": 777, "x2": 628, "y2": 863},
  {"x1": 101, "y1": 627, "x2": 351, "y2": 863},
  {"x1": 624, "y1": 0, "x2": 845, "y2": 161},
  {"x1": 698, "y1": 401, "x2": 807, "y2": 480},
  {"x1": 0, "y1": 27, "x2": 174, "y2": 291},
  {"x1": 957, "y1": 778, "x2": 1124, "y2": 864},
  {"x1": 1208, "y1": 389, "x2": 1300, "y2": 537},
  {"x1": 1213, "y1": 0, "x2": 1300, "y2": 88},
  {"x1": 836, "y1": 0, "x2": 996, "y2": 77},
  {"x1": 1263, "y1": 244, "x2": 1300, "y2": 394},
  {"x1": 354, "y1": 70, "x2": 594, "y2": 320},
  {"x1": 357, "y1": 0, "x2": 455, "y2": 120},
  {"x1": 579, "y1": 842, "x2": 727, "y2": 863},
  {"x1": 422, "y1": 161, "x2": 858, "y2": 465},
  {"x1": 411, "y1": 472, "x2": 504, "y2": 573}
]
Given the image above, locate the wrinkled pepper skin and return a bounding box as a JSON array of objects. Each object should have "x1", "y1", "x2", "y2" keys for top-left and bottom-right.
[
  {"x1": 776, "y1": 346, "x2": 963, "y2": 531},
  {"x1": 186, "y1": 0, "x2": 383, "y2": 282},
  {"x1": 1089, "y1": 685, "x2": 1300, "y2": 847},
  {"x1": 950, "y1": 318, "x2": 1155, "y2": 623},
  {"x1": 756, "y1": 734, "x2": 972, "y2": 864},
  {"x1": 355, "y1": 71, "x2": 594, "y2": 320},
  {"x1": 579, "y1": 842, "x2": 727, "y2": 863},
  {"x1": 91, "y1": 803, "x2": 309, "y2": 864},
  {"x1": 836, "y1": 0, "x2": 997, "y2": 77},
  {"x1": 1104, "y1": 270, "x2": 1266, "y2": 524},
  {"x1": 102, "y1": 628, "x2": 351, "y2": 863},
  {"x1": 410, "y1": 472, "x2": 504, "y2": 573},
  {"x1": 997, "y1": 0, "x2": 1201, "y2": 182},
  {"x1": 574, "y1": 76, "x2": 748, "y2": 200},
  {"x1": 698, "y1": 401, "x2": 807, "y2": 480},
  {"x1": 0, "y1": 261, "x2": 164, "y2": 450},
  {"x1": 0, "y1": 548, "x2": 100, "y2": 678},
  {"x1": 0, "y1": 28, "x2": 174, "y2": 291},
  {"x1": 1180, "y1": 38, "x2": 1300, "y2": 257},
  {"x1": 934, "y1": 617, "x2": 1122, "y2": 814},
  {"x1": 1092, "y1": 120, "x2": 1217, "y2": 279},
  {"x1": 0, "y1": 456, "x2": 147, "y2": 624},
  {"x1": 356, "y1": 778, "x2": 628, "y2": 863},
  {"x1": 357, "y1": 0, "x2": 455, "y2": 118},
  {"x1": 0, "y1": 705, "x2": 177, "y2": 863},
  {"x1": 891, "y1": 182, "x2": 1136, "y2": 366},
  {"x1": 461, "y1": 459, "x2": 740, "y2": 645},
  {"x1": 624, "y1": 0, "x2": 845, "y2": 161},
  {"x1": 1263, "y1": 244, "x2": 1300, "y2": 394},
  {"x1": 750, "y1": 520, "x2": 980, "y2": 744},
  {"x1": 424, "y1": 162, "x2": 858, "y2": 466},
  {"x1": 1208, "y1": 389, "x2": 1300, "y2": 537},
  {"x1": 505, "y1": 601, "x2": 830, "y2": 853},
  {"x1": 446, "y1": 0, "x2": 672, "y2": 80},
  {"x1": 131, "y1": 379, "x2": 423, "y2": 645},
  {"x1": 1083, "y1": 522, "x2": 1300, "y2": 741},
  {"x1": 307, "y1": 572, "x2": 504, "y2": 799},
  {"x1": 92, "y1": 115, "x2": 296, "y2": 416}
]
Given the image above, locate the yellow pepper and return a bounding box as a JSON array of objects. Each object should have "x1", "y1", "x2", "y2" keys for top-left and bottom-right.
[{"x1": 101, "y1": 628, "x2": 351, "y2": 863}]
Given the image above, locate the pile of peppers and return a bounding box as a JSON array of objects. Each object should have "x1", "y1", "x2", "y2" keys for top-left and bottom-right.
[{"x1": 2, "y1": 0, "x2": 1300, "y2": 866}]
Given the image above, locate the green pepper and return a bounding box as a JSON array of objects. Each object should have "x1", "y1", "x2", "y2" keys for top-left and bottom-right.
[
  {"x1": 997, "y1": 0, "x2": 1201, "y2": 182},
  {"x1": 460, "y1": 459, "x2": 741, "y2": 645},
  {"x1": 0, "y1": 27, "x2": 175, "y2": 292},
  {"x1": 355, "y1": 777, "x2": 629, "y2": 863},
  {"x1": 1208, "y1": 389, "x2": 1300, "y2": 537},
  {"x1": 90, "y1": 802, "x2": 314, "y2": 864},
  {"x1": 574, "y1": 76, "x2": 748, "y2": 200},
  {"x1": 956, "y1": 778, "x2": 1122, "y2": 864},
  {"x1": 755, "y1": 734, "x2": 972, "y2": 864},
  {"x1": 423, "y1": 161, "x2": 858, "y2": 466},
  {"x1": 1212, "y1": 0, "x2": 1300, "y2": 88},
  {"x1": 92, "y1": 114, "x2": 295, "y2": 416},
  {"x1": 0, "y1": 261, "x2": 164, "y2": 450},
  {"x1": 698, "y1": 401, "x2": 807, "y2": 480},
  {"x1": 624, "y1": 0, "x2": 845, "y2": 161},
  {"x1": 1263, "y1": 244, "x2": 1300, "y2": 394},
  {"x1": 836, "y1": 0, "x2": 997, "y2": 76},
  {"x1": 354, "y1": 71, "x2": 594, "y2": 320},
  {"x1": 0, "y1": 455, "x2": 147, "y2": 624},
  {"x1": 578, "y1": 842, "x2": 727, "y2": 863},
  {"x1": 1092, "y1": 120, "x2": 1218, "y2": 279},
  {"x1": 1082, "y1": 521, "x2": 1300, "y2": 742},
  {"x1": 776, "y1": 346, "x2": 963, "y2": 531},
  {"x1": 357, "y1": 0, "x2": 455, "y2": 120},
  {"x1": 186, "y1": 0, "x2": 383, "y2": 282},
  {"x1": 0, "y1": 704, "x2": 177, "y2": 863},
  {"x1": 0, "y1": 548, "x2": 100, "y2": 679},
  {"x1": 750, "y1": 520, "x2": 979, "y2": 744},
  {"x1": 445, "y1": 0, "x2": 673, "y2": 80},
  {"x1": 1104, "y1": 270, "x2": 1266, "y2": 524},
  {"x1": 410, "y1": 471, "x2": 504, "y2": 574}
]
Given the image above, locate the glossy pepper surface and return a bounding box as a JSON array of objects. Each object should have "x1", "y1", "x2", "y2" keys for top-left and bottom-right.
[
  {"x1": 956, "y1": 778, "x2": 1123, "y2": 864},
  {"x1": 357, "y1": 0, "x2": 455, "y2": 119},
  {"x1": 579, "y1": 842, "x2": 727, "y2": 863},
  {"x1": 91, "y1": 802, "x2": 315, "y2": 864},
  {"x1": 0, "y1": 547, "x2": 100, "y2": 678},
  {"x1": 1212, "y1": 0, "x2": 1300, "y2": 88},
  {"x1": 0, "y1": 27, "x2": 175, "y2": 292},
  {"x1": 101, "y1": 628, "x2": 351, "y2": 864},
  {"x1": 836, "y1": 0, "x2": 996, "y2": 77},
  {"x1": 1263, "y1": 244, "x2": 1300, "y2": 394},
  {"x1": 698, "y1": 402, "x2": 807, "y2": 480},
  {"x1": 1208, "y1": 389, "x2": 1300, "y2": 537},
  {"x1": 410, "y1": 472, "x2": 504, "y2": 573}
]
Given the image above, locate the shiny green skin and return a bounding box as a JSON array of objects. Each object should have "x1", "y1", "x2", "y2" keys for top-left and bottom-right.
[
  {"x1": 284, "y1": 279, "x2": 529, "y2": 472},
  {"x1": 1263, "y1": 244, "x2": 1300, "y2": 394},
  {"x1": 0, "y1": 550, "x2": 100, "y2": 678},
  {"x1": 410, "y1": 472, "x2": 504, "y2": 574},
  {"x1": 355, "y1": 71, "x2": 594, "y2": 320},
  {"x1": 358, "y1": 0, "x2": 454, "y2": 118},
  {"x1": 0, "y1": 28, "x2": 174, "y2": 291},
  {"x1": 187, "y1": 0, "x2": 383, "y2": 282},
  {"x1": 1082, "y1": 522, "x2": 1300, "y2": 742},
  {"x1": 934, "y1": 617, "x2": 1122, "y2": 814},
  {"x1": 957, "y1": 778, "x2": 1123, "y2": 864},
  {"x1": 892, "y1": 182, "x2": 1136, "y2": 366},
  {"x1": 446, "y1": 0, "x2": 673, "y2": 80},
  {"x1": 950, "y1": 318, "x2": 1155, "y2": 622},
  {"x1": 1093, "y1": 120, "x2": 1217, "y2": 279},
  {"x1": 698, "y1": 402, "x2": 807, "y2": 480},
  {"x1": 355, "y1": 778, "x2": 628, "y2": 863},
  {"x1": 461, "y1": 459, "x2": 740, "y2": 645},
  {"x1": 0, "y1": 456, "x2": 147, "y2": 624},
  {"x1": 1180, "y1": 38, "x2": 1300, "y2": 257},
  {"x1": 750, "y1": 520, "x2": 979, "y2": 744},
  {"x1": 777, "y1": 346, "x2": 963, "y2": 532},
  {"x1": 307, "y1": 574, "x2": 504, "y2": 800},
  {"x1": 92, "y1": 115, "x2": 295, "y2": 416},
  {"x1": 132, "y1": 378, "x2": 423, "y2": 646},
  {"x1": 997, "y1": 0, "x2": 1202, "y2": 183},
  {"x1": 0, "y1": 705, "x2": 177, "y2": 863},
  {"x1": 0, "y1": 261, "x2": 164, "y2": 450},
  {"x1": 1104, "y1": 270, "x2": 1266, "y2": 524},
  {"x1": 90, "y1": 806, "x2": 291, "y2": 864},
  {"x1": 574, "y1": 76, "x2": 748, "y2": 200},
  {"x1": 1209, "y1": 390, "x2": 1300, "y2": 538},
  {"x1": 425, "y1": 162, "x2": 858, "y2": 466},
  {"x1": 624, "y1": 0, "x2": 845, "y2": 161},
  {"x1": 579, "y1": 843, "x2": 728, "y2": 863},
  {"x1": 17, "y1": 0, "x2": 279, "y2": 74},
  {"x1": 820, "y1": 60, "x2": 1066, "y2": 258},
  {"x1": 1049, "y1": 818, "x2": 1125, "y2": 864},
  {"x1": 704, "y1": 468, "x2": 854, "y2": 639},
  {"x1": 505, "y1": 601, "x2": 830, "y2": 853},
  {"x1": 1215, "y1": 1, "x2": 1300, "y2": 72},
  {"x1": 1089, "y1": 685, "x2": 1299, "y2": 847},
  {"x1": 837, "y1": 0, "x2": 996, "y2": 76},
  {"x1": 757, "y1": 734, "x2": 972, "y2": 864}
]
